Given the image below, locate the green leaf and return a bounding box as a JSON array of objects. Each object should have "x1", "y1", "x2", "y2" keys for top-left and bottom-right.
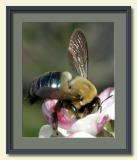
[
  {"x1": 104, "y1": 120, "x2": 114, "y2": 133},
  {"x1": 97, "y1": 129, "x2": 114, "y2": 137}
]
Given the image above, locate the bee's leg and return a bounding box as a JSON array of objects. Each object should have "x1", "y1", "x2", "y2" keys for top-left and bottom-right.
[
  {"x1": 51, "y1": 111, "x2": 58, "y2": 136},
  {"x1": 51, "y1": 100, "x2": 63, "y2": 136}
]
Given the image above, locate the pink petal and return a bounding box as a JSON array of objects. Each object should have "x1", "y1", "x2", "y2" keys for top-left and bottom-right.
[
  {"x1": 42, "y1": 100, "x2": 76, "y2": 129},
  {"x1": 67, "y1": 113, "x2": 99, "y2": 136},
  {"x1": 42, "y1": 103, "x2": 51, "y2": 121},
  {"x1": 97, "y1": 115, "x2": 110, "y2": 132},
  {"x1": 45, "y1": 99, "x2": 58, "y2": 112},
  {"x1": 57, "y1": 108, "x2": 76, "y2": 129},
  {"x1": 97, "y1": 88, "x2": 115, "y2": 120},
  {"x1": 98, "y1": 87, "x2": 114, "y2": 102},
  {"x1": 41, "y1": 87, "x2": 115, "y2": 137},
  {"x1": 42, "y1": 99, "x2": 57, "y2": 118}
]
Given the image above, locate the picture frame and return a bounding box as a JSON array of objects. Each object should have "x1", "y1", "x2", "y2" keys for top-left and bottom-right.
[{"x1": 6, "y1": 6, "x2": 131, "y2": 154}]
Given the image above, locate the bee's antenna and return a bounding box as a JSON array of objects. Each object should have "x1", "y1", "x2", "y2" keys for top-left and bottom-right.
[
  {"x1": 101, "y1": 95, "x2": 113, "y2": 105},
  {"x1": 99, "y1": 95, "x2": 113, "y2": 113}
]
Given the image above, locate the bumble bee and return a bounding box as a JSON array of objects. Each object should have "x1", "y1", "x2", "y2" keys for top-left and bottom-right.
[{"x1": 28, "y1": 29, "x2": 101, "y2": 135}]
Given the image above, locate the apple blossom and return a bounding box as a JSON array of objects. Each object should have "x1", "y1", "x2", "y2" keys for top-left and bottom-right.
[{"x1": 39, "y1": 87, "x2": 115, "y2": 138}]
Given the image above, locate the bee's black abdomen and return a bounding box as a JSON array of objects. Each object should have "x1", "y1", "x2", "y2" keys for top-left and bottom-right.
[
  {"x1": 37, "y1": 72, "x2": 61, "y2": 89},
  {"x1": 29, "y1": 72, "x2": 62, "y2": 102}
]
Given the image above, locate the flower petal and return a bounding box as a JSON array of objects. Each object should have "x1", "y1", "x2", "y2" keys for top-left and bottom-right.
[
  {"x1": 45, "y1": 99, "x2": 58, "y2": 112},
  {"x1": 42, "y1": 101, "x2": 52, "y2": 124},
  {"x1": 98, "y1": 87, "x2": 114, "y2": 102},
  {"x1": 42, "y1": 100, "x2": 76, "y2": 129},
  {"x1": 41, "y1": 87, "x2": 115, "y2": 138},
  {"x1": 39, "y1": 125, "x2": 53, "y2": 138},
  {"x1": 97, "y1": 115, "x2": 110, "y2": 133},
  {"x1": 58, "y1": 127, "x2": 69, "y2": 137},
  {"x1": 57, "y1": 108, "x2": 76, "y2": 129},
  {"x1": 98, "y1": 88, "x2": 115, "y2": 120},
  {"x1": 67, "y1": 113, "x2": 99, "y2": 136}
]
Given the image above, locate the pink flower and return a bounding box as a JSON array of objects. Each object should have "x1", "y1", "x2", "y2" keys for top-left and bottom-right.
[
  {"x1": 42, "y1": 100, "x2": 76, "y2": 129},
  {"x1": 39, "y1": 87, "x2": 115, "y2": 138}
]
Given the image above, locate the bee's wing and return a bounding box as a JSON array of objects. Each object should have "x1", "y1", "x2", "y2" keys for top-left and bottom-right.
[{"x1": 68, "y1": 29, "x2": 88, "y2": 79}]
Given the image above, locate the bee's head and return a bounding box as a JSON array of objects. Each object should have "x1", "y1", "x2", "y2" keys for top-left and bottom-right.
[{"x1": 68, "y1": 76, "x2": 97, "y2": 109}]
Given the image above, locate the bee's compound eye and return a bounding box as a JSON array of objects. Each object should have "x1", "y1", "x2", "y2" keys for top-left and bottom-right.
[{"x1": 92, "y1": 104, "x2": 96, "y2": 107}]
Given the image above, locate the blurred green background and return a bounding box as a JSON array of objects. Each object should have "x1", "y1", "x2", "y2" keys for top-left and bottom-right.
[{"x1": 22, "y1": 22, "x2": 114, "y2": 137}]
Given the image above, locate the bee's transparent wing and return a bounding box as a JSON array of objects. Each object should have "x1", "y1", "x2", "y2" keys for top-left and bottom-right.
[{"x1": 68, "y1": 29, "x2": 88, "y2": 79}]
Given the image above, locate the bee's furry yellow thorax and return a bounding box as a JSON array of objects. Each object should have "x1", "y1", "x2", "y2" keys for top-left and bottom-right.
[{"x1": 69, "y1": 76, "x2": 97, "y2": 109}]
